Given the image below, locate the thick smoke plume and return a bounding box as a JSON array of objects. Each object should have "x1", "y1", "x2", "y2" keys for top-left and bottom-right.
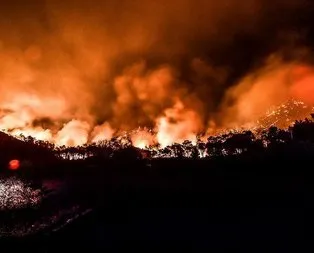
[{"x1": 0, "y1": 0, "x2": 314, "y2": 147}]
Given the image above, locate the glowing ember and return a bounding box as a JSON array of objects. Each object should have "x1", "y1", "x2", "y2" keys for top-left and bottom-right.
[
  {"x1": 9, "y1": 159, "x2": 20, "y2": 170},
  {"x1": 0, "y1": 177, "x2": 41, "y2": 210}
]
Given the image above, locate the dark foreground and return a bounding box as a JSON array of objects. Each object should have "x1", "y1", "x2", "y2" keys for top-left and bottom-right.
[{"x1": 1, "y1": 151, "x2": 307, "y2": 252}]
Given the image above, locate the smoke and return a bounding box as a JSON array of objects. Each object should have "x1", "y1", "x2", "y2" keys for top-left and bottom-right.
[
  {"x1": 219, "y1": 52, "x2": 314, "y2": 128},
  {"x1": 0, "y1": 0, "x2": 314, "y2": 146}
]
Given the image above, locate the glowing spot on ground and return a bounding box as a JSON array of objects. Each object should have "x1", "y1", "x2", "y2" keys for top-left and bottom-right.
[
  {"x1": 9, "y1": 159, "x2": 20, "y2": 170},
  {"x1": 0, "y1": 177, "x2": 42, "y2": 210}
]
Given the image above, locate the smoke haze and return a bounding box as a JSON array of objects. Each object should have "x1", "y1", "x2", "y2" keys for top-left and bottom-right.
[{"x1": 1, "y1": 0, "x2": 314, "y2": 146}]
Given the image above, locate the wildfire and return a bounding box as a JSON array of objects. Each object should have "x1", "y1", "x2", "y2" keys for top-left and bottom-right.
[
  {"x1": 0, "y1": 93, "x2": 312, "y2": 151},
  {"x1": 3, "y1": 53, "x2": 314, "y2": 150},
  {"x1": 0, "y1": 85, "x2": 206, "y2": 148},
  {"x1": 1, "y1": 38, "x2": 314, "y2": 149},
  {"x1": 0, "y1": 0, "x2": 313, "y2": 154},
  {"x1": 130, "y1": 129, "x2": 156, "y2": 149},
  {"x1": 155, "y1": 100, "x2": 202, "y2": 148}
]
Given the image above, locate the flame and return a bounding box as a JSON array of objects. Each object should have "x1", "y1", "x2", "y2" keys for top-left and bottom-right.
[
  {"x1": 1, "y1": 60, "x2": 314, "y2": 148},
  {"x1": 0, "y1": 1, "x2": 314, "y2": 149},
  {"x1": 130, "y1": 129, "x2": 156, "y2": 149},
  {"x1": 155, "y1": 100, "x2": 202, "y2": 148},
  {"x1": 55, "y1": 120, "x2": 91, "y2": 147},
  {"x1": 91, "y1": 122, "x2": 115, "y2": 143},
  {"x1": 10, "y1": 128, "x2": 53, "y2": 142}
]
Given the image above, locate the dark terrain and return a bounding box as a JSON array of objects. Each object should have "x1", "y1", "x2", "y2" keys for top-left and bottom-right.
[{"x1": 0, "y1": 120, "x2": 310, "y2": 251}]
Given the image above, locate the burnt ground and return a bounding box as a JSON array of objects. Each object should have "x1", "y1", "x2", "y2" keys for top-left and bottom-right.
[{"x1": 0, "y1": 148, "x2": 307, "y2": 252}]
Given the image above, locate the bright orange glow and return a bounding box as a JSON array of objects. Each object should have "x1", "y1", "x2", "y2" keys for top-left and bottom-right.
[
  {"x1": 9, "y1": 159, "x2": 20, "y2": 170},
  {"x1": 0, "y1": 60, "x2": 313, "y2": 149},
  {"x1": 131, "y1": 129, "x2": 156, "y2": 148},
  {"x1": 0, "y1": 3, "x2": 313, "y2": 148},
  {"x1": 155, "y1": 100, "x2": 201, "y2": 148},
  {"x1": 290, "y1": 66, "x2": 314, "y2": 104}
]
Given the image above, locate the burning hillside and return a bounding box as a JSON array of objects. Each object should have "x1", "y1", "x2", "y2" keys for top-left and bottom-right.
[
  {"x1": 0, "y1": 1, "x2": 314, "y2": 151},
  {"x1": 257, "y1": 100, "x2": 314, "y2": 129},
  {"x1": 0, "y1": 2, "x2": 310, "y2": 250},
  {"x1": 0, "y1": 99, "x2": 313, "y2": 155},
  {"x1": 0, "y1": 98, "x2": 312, "y2": 163}
]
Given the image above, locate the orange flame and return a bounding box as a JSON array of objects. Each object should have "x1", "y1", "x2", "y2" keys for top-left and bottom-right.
[{"x1": 0, "y1": 2, "x2": 313, "y2": 148}]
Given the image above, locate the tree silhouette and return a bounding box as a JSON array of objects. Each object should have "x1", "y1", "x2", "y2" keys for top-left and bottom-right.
[
  {"x1": 291, "y1": 118, "x2": 314, "y2": 142},
  {"x1": 223, "y1": 131, "x2": 254, "y2": 155}
]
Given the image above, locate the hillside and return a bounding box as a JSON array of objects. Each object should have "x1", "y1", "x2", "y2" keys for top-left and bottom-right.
[{"x1": 257, "y1": 100, "x2": 314, "y2": 129}]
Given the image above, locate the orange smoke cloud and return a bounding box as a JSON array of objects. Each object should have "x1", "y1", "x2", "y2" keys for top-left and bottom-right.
[
  {"x1": 289, "y1": 65, "x2": 314, "y2": 104},
  {"x1": 0, "y1": 1, "x2": 313, "y2": 147},
  {"x1": 220, "y1": 55, "x2": 314, "y2": 128},
  {"x1": 112, "y1": 62, "x2": 176, "y2": 129}
]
